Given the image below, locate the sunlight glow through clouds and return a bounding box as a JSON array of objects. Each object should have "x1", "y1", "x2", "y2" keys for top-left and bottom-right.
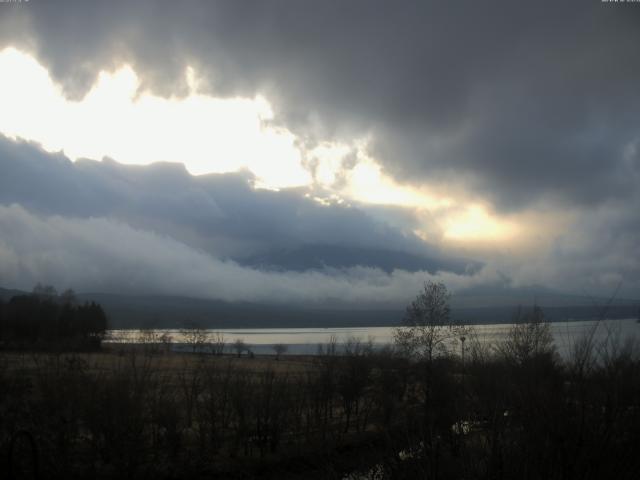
[
  {"x1": 0, "y1": 47, "x2": 520, "y2": 244},
  {"x1": 308, "y1": 141, "x2": 454, "y2": 210},
  {"x1": 444, "y1": 205, "x2": 516, "y2": 242},
  {"x1": 346, "y1": 157, "x2": 451, "y2": 210},
  {"x1": 309, "y1": 143, "x2": 520, "y2": 243},
  {"x1": 0, "y1": 47, "x2": 309, "y2": 188}
]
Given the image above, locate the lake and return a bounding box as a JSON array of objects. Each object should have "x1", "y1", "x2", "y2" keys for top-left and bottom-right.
[{"x1": 106, "y1": 318, "x2": 640, "y2": 357}]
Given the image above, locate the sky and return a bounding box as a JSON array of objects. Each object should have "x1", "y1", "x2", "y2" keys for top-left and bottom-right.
[{"x1": 0, "y1": 0, "x2": 638, "y2": 306}]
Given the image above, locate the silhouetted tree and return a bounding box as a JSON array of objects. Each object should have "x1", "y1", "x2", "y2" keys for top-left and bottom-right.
[
  {"x1": 0, "y1": 285, "x2": 107, "y2": 349},
  {"x1": 272, "y1": 343, "x2": 287, "y2": 360},
  {"x1": 499, "y1": 305, "x2": 555, "y2": 365},
  {"x1": 180, "y1": 321, "x2": 208, "y2": 354},
  {"x1": 394, "y1": 280, "x2": 465, "y2": 362},
  {"x1": 59, "y1": 289, "x2": 77, "y2": 306},
  {"x1": 210, "y1": 331, "x2": 226, "y2": 356},
  {"x1": 233, "y1": 339, "x2": 246, "y2": 358}
]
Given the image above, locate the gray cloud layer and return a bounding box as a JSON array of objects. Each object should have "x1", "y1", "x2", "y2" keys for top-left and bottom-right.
[
  {"x1": 0, "y1": 135, "x2": 470, "y2": 277},
  {"x1": 2, "y1": 0, "x2": 639, "y2": 211},
  {"x1": 0, "y1": 135, "x2": 638, "y2": 301},
  {"x1": 0, "y1": 201, "x2": 502, "y2": 306},
  {"x1": 0, "y1": 2, "x2": 638, "y2": 301},
  {"x1": 0, "y1": 136, "x2": 491, "y2": 305}
]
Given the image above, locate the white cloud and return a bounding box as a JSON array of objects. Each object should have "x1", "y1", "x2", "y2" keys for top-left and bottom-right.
[
  {"x1": 0, "y1": 47, "x2": 310, "y2": 189},
  {"x1": 0, "y1": 48, "x2": 535, "y2": 249}
]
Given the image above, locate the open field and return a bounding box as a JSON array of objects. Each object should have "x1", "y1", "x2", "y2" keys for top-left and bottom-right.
[{"x1": 2, "y1": 347, "x2": 319, "y2": 376}]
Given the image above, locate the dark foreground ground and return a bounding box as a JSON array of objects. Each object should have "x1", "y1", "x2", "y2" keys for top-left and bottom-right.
[{"x1": 1, "y1": 332, "x2": 640, "y2": 479}]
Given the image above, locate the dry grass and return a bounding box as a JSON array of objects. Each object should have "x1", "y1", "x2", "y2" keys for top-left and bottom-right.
[{"x1": 2, "y1": 346, "x2": 318, "y2": 378}]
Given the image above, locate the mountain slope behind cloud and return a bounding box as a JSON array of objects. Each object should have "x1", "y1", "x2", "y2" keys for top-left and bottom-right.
[{"x1": 0, "y1": 135, "x2": 457, "y2": 270}]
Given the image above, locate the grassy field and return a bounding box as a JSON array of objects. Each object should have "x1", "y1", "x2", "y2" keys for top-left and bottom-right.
[{"x1": 3, "y1": 347, "x2": 318, "y2": 376}]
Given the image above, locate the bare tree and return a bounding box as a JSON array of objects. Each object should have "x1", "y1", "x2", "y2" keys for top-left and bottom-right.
[
  {"x1": 272, "y1": 343, "x2": 288, "y2": 360},
  {"x1": 210, "y1": 331, "x2": 226, "y2": 356},
  {"x1": 233, "y1": 339, "x2": 246, "y2": 358},
  {"x1": 499, "y1": 305, "x2": 555, "y2": 365},
  {"x1": 60, "y1": 288, "x2": 77, "y2": 306},
  {"x1": 181, "y1": 321, "x2": 208, "y2": 354},
  {"x1": 338, "y1": 337, "x2": 373, "y2": 432},
  {"x1": 139, "y1": 328, "x2": 161, "y2": 355},
  {"x1": 159, "y1": 332, "x2": 173, "y2": 354},
  {"x1": 317, "y1": 334, "x2": 338, "y2": 356},
  {"x1": 137, "y1": 326, "x2": 173, "y2": 355},
  {"x1": 393, "y1": 280, "x2": 465, "y2": 362}
]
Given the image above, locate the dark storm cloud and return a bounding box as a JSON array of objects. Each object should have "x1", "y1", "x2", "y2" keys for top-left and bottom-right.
[
  {"x1": 0, "y1": 135, "x2": 466, "y2": 273},
  {"x1": 1, "y1": 0, "x2": 639, "y2": 210},
  {"x1": 0, "y1": 136, "x2": 495, "y2": 304},
  {"x1": 0, "y1": 1, "x2": 639, "y2": 300}
]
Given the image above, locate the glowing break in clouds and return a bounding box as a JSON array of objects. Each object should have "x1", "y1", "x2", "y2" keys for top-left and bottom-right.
[
  {"x1": 0, "y1": 47, "x2": 310, "y2": 189},
  {"x1": 0, "y1": 47, "x2": 441, "y2": 206},
  {"x1": 444, "y1": 205, "x2": 517, "y2": 242},
  {"x1": 0, "y1": 47, "x2": 521, "y2": 244}
]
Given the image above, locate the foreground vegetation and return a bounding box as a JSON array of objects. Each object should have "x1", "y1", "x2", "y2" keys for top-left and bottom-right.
[
  {"x1": 1, "y1": 323, "x2": 639, "y2": 479},
  {"x1": 1, "y1": 282, "x2": 639, "y2": 479}
]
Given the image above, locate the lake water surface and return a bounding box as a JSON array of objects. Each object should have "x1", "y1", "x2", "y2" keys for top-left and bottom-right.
[{"x1": 107, "y1": 318, "x2": 640, "y2": 357}]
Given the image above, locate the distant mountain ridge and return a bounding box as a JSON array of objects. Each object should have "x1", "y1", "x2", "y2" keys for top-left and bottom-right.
[
  {"x1": 450, "y1": 284, "x2": 640, "y2": 309},
  {"x1": 2, "y1": 285, "x2": 638, "y2": 329}
]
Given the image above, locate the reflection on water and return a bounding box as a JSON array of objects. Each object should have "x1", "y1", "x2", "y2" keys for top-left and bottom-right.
[{"x1": 106, "y1": 318, "x2": 640, "y2": 357}]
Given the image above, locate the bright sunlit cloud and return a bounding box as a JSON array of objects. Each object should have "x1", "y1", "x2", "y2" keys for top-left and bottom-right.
[
  {"x1": 346, "y1": 159, "x2": 450, "y2": 209},
  {"x1": 444, "y1": 204, "x2": 516, "y2": 242},
  {"x1": 0, "y1": 47, "x2": 523, "y2": 245},
  {"x1": 0, "y1": 47, "x2": 310, "y2": 188},
  {"x1": 309, "y1": 143, "x2": 520, "y2": 243},
  {"x1": 309, "y1": 141, "x2": 453, "y2": 210}
]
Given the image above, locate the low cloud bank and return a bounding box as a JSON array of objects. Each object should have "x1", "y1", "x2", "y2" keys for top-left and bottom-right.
[{"x1": 0, "y1": 204, "x2": 499, "y2": 306}]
